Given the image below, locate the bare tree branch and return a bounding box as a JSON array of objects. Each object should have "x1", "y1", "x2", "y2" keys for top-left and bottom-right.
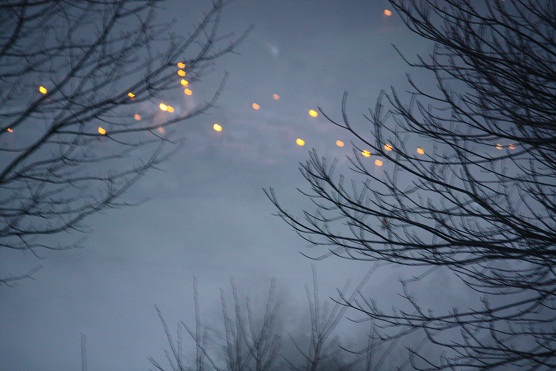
[
  {"x1": 0, "y1": 0, "x2": 251, "y2": 283},
  {"x1": 268, "y1": 0, "x2": 555, "y2": 368}
]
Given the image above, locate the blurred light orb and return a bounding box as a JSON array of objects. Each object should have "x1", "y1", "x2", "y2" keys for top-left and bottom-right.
[
  {"x1": 309, "y1": 109, "x2": 318, "y2": 118},
  {"x1": 384, "y1": 9, "x2": 392, "y2": 16},
  {"x1": 296, "y1": 138, "x2": 305, "y2": 146},
  {"x1": 272, "y1": 93, "x2": 280, "y2": 100},
  {"x1": 362, "y1": 150, "x2": 371, "y2": 157},
  {"x1": 128, "y1": 92, "x2": 135, "y2": 99},
  {"x1": 159, "y1": 103, "x2": 168, "y2": 111},
  {"x1": 177, "y1": 62, "x2": 186, "y2": 69},
  {"x1": 252, "y1": 103, "x2": 260, "y2": 110},
  {"x1": 213, "y1": 123, "x2": 222, "y2": 132},
  {"x1": 98, "y1": 127, "x2": 107, "y2": 135},
  {"x1": 134, "y1": 113, "x2": 141, "y2": 121},
  {"x1": 180, "y1": 79, "x2": 189, "y2": 86},
  {"x1": 384, "y1": 143, "x2": 393, "y2": 151},
  {"x1": 7, "y1": 128, "x2": 14, "y2": 133},
  {"x1": 336, "y1": 140, "x2": 344, "y2": 147},
  {"x1": 508, "y1": 143, "x2": 515, "y2": 150},
  {"x1": 184, "y1": 88, "x2": 192, "y2": 95},
  {"x1": 496, "y1": 143, "x2": 503, "y2": 150},
  {"x1": 416, "y1": 147, "x2": 425, "y2": 155},
  {"x1": 177, "y1": 70, "x2": 186, "y2": 77},
  {"x1": 39, "y1": 86, "x2": 47, "y2": 94},
  {"x1": 375, "y1": 159, "x2": 383, "y2": 166},
  {"x1": 167, "y1": 105, "x2": 174, "y2": 113}
]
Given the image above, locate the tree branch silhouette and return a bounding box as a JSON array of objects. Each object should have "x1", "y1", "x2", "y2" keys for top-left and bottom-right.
[
  {"x1": 268, "y1": 0, "x2": 555, "y2": 368},
  {"x1": 0, "y1": 0, "x2": 251, "y2": 284}
]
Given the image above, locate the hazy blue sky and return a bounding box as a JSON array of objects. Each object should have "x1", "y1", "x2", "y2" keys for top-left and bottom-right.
[{"x1": 0, "y1": 1, "x2": 436, "y2": 369}]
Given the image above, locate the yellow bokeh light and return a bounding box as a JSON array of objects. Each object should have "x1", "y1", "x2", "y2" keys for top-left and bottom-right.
[
  {"x1": 177, "y1": 62, "x2": 186, "y2": 69},
  {"x1": 39, "y1": 86, "x2": 47, "y2": 94},
  {"x1": 252, "y1": 103, "x2": 260, "y2": 110},
  {"x1": 7, "y1": 128, "x2": 14, "y2": 133},
  {"x1": 272, "y1": 93, "x2": 280, "y2": 100},
  {"x1": 384, "y1": 9, "x2": 392, "y2": 16},
  {"x1": 134, "y1": 113, "x2": 141, "y2": 121},
  {"x1": 98, "y1": 127, "x2": 106, "y2": 135},
  {"x1": 336, "y1": 140, "x2": 344, "y2": 147},
  {"x1": 184, "y1": 88, "x2": 192, "y2": 95},
  {"x1": 167, "y1": 105, "x2": 174, "y2": 113},
  {"x1": 128, "y1": 92, "x2": 135, "y2": 99},
  {"x1": 384, "y1": 143, "x2": 393, "y2": 151},
  {"x1": 375, "y1": 159, "x2": 383, "y2": 166},
  {"x1": 362, "y1": 150, "x2": 371, "y2": 157},
  {"x1": 416, "y1": 147, "x2": 425, "y2": 155},
  {"x1": 159, "y1": 103, "x2": 168, "y2": 111},
  {"x1": 177, "y1": 70, "x2": 186, "y2": 77},
  {"x1": 496, "y1": 144, "x2": 503, "y2": 150},
  {"x1": 296, "y1": 138, "x2": 305, "y2": 146},
  {"x1": 508, "y1": 143, "x2": 515, "y2": 150},
  {"x1": 213, "y1": 123, "x2": 222, "y2": 132},
  {"x1": 180, "y1": 79, "x2": 189, "y2": 86},
  {"x1": 308, "y1": 109, "x2": 318, "y2": 118}
]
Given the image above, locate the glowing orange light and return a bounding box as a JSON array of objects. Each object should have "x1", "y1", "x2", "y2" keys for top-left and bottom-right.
[
  {"x1": 384, "y1": 9, "x2": 392, "y2": 16},
  {"x1": 336, "y1": 140, "x2": 344, "y2": 147},
  {"x1": 213, "y1": 123, "x2": 222, "y2": 132},
  {"x1": 180, "y1": 79, "x2": 189, "y2": 86},
  {"x1": 416, "y1": 147, "x2": 425, "y2": 155},
  {"x1": 308, "y1": 109, "x2": 318, "y2": 118},
  {"x1": 39, "y1": 86, "x2": 47, "y2": 94},
  {"x1": 177, "y1": 62, "x2": 186, "y2": 69},
  {"x1": 159, "y1": 103, "x2": 168, "y2": 111},
  {"x1": 362, "y1": 150, "x2": 371, "y2": 157},
  {"x1": 98, "y1": 127, "x2": 107, "y2": 135},
  {"x1": 167, "y1": 105, "x2": 174, "y2": 113},
  {"x1": 508, "y1": 143, "x2": 515, "y2": 150},
  {"x1": 177, "y1": 70, "x2": 186, "y2": 77},
  {"x1": 128, "y1": 92, "x2": 135, "y2": 99},
  {"x1": 7, "y1": 128, "x2": 14, "y2": 133},
  {"x1": 296, "y1": 138, "x2": 305, "y2": 146},
  {"x1": 157, "y1": 127, "x2": 165, "y2": 134},
  {"x1": 496, "y1": 144, "x2": 503, "y2": 150},
  {"x1": 375, "y1": 159, "x2": 383, "y2": 166},
  {"x1": 134, "y1": 113, "x2": 141, "y2": 121},
  {"x1": 272, "y1": 94, "x2": 280, "y2": 100},
  {"x1": 252, "y1": 103, "x2": 260, "y2": 110},
  {"x1": 384, "y1": 143, "x2": 393, "y2": 151},
  {"x1": 184, "y1": 88, "x2": 192, "y2": 96}
]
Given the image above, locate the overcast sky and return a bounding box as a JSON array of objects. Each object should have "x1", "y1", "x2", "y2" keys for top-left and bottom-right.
[{"x1": 0, "y1": 1, "x2": 437, "y2": 369}]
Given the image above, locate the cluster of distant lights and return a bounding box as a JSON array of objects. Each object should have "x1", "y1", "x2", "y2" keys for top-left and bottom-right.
[{"x1": 9, "y1": 47, "x2": 518, "y2": 167}]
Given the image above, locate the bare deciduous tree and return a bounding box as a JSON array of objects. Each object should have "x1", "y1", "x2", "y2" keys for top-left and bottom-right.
[
  {"x1": 150, "y1": 278, "x2": 283, "y2": 371},
  {"x1": 285, "y1": 266, "x2": 374, "y2": 371},
  {"x1": 268, "y1": 0, "x2": 555, "y2": 368},
  {"x1": 0, "y1": 0, "x2": 249, "y2": 285},
  {"x1": 150, "y1": 269, "x2": 386, "y2": 371}
]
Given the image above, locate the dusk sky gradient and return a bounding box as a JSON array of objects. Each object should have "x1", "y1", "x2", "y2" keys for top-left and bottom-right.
[{"x1": 0, "y1": 1, "x2": 441, "y2": 369}]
